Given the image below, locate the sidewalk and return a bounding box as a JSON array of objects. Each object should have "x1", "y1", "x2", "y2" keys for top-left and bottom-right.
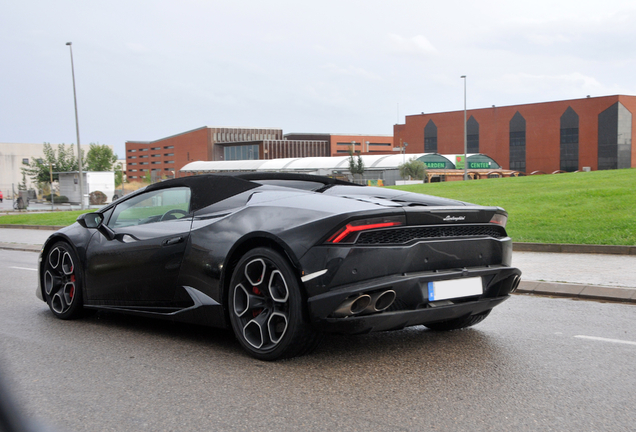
[{"x1": 1, "y1": 226, "x2": 635, "y2": 304}]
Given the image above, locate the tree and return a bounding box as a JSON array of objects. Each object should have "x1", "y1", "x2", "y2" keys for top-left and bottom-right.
[
  {"x1": 18, "y1": 172, "x2": 28, "y2": 191},
  {"x1": 399, "y1": 157, "x2": 427, "y2": 180},
  {"x1": 85, "y1": 143, "x2": 118, "y2": 172},
  {"x1": 348, "y1": 150, "x2": 365, "y2": 179},
  {"x1": 21, "y1": 142, "x2": 84, "y2": 184},
  {"x1": 114, "y1": 162, "x2": 124, "y2": 187}
]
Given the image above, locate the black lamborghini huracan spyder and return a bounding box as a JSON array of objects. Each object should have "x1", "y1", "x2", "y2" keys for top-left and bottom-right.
[{"x1": 37, "y1": 173, "x2": 521, "y2": 360}]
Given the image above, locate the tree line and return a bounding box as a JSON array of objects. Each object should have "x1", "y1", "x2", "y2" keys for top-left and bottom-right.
[{"x1": 22, "y1": 143, "x2": 123, "y2": 187}]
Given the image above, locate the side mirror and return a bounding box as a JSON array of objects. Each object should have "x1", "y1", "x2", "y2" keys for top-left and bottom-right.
[{"x1": 77, "y1": 212, "x2": 103, "y2": 229}]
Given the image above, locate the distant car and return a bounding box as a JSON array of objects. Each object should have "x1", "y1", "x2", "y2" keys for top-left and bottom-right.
[{"x1": 36, "y1": 173, "x2": 521, "y2": 360}]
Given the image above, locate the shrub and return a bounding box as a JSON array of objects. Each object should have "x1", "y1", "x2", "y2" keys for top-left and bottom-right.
[
  {"x1": 89, "y1": 190, "x2": 107, "y2": 205},
  {"x1": 45, "y1": 195, "x2": 69, "y2": 203}
]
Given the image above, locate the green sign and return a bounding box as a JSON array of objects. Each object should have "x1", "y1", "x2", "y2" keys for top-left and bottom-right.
[
  {"x1": 455, "y1": 156, "x2": 465, "y2": 170},
  {"x1": 469, "y1": 162, "x2": 491, "y2": 169},
  {"x1": 425, "y1": 162, "x2": 447, "y2": 168}
]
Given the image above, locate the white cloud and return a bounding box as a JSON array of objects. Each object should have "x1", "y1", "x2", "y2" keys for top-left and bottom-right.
[
  {"x1": 387, "y1": 34, "x2": 437, "y2": 55},
  {"x1": 320, "y1": 64, "x2": 381, "y2": 81}
]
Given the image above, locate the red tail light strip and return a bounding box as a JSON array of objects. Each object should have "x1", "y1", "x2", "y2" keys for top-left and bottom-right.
[{"x1": 328, "y1": 221, "x2": 403, "y2": 244}]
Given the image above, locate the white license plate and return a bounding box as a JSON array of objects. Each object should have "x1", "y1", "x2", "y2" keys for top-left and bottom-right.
[{"x1": 427, "y1": 277, "x2": 483, "y2": 301}]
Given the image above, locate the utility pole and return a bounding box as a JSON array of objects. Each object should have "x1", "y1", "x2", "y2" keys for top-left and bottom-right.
[{"x1": 66, "y1": 42, "x2": 85, "y2": 209}]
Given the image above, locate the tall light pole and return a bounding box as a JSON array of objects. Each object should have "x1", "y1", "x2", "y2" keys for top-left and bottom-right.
[
  {"x1": 66, "y1": 42, "x2": 85, "y2": 209},
  {"x1": 49, "y1": 163, "x2": 56, "y2": 211},
  {"x1": 461, "y1": 75, "x2": 467, "y2": 180}
]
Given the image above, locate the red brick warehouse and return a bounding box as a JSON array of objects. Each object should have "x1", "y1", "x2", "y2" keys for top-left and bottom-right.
[{"x1": 394, "y1": 95, "x2": 636, "y2": 174}]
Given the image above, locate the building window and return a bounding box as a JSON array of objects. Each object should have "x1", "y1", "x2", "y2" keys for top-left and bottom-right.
[
  {"x1": 165, "y1": 160, "x2": 175, "y2": 164},
  {"x1": 128, "y1": 149, "x2": 137, "y2": 152},
  {"x1": 151, "y1": 154, "x2": 161, "y2": 157},
  {"x1": 164, "y1": 153, "x2": 174, "y2": 156},
  {"x1": 140, "y1": 162, "x2": 148, "y2": 165},
  {"x1": 139, "y1": 148, "x2": 148, "y2": 151},
  {"x1": 509, "y1": 111, "x2": 526, "y2": 173},
  {"x1": 164, "y1": 145, "x2": 174, "y2": 149},
  {"x1": 151, "y1": 161, "x2": 161, "y2": 165},
  {"x1": 467, "y1": 116, "x2": 479, "y2": 153},
  {"x1": 139, "y1": 155, "x2": 148, "y2": 158},
  {"x1": 128, "y1": 156, "x2": 137, "y2": 159},
  {"x1": 129, "y1": 176, "x2": 137, "y2": 178},
  {"x1": 424, "y1": 119, "x2": 437, "y2": 153},
  {"x1": 598, "y1": 102, "x2": 632, "y2": 170},
  {"x1": 224, "y1": 144, "x2": 259, "y2": 160},
  {"x1": 130, "y1": 169, "x2": 137, "y2": 172},
  {"x1": 129, "y1": 163, "x2": 137, "y2": 166},
  {"x1": 560, "y1": 107, "x2": 579, "y2": 172},
  {"x1": 151, "y1": 147, "x2": 160, "y2": 150}
]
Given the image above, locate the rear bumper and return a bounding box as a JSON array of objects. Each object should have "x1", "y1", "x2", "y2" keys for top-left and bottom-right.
[{"x1": 307, "y1": 265, "x2": 521, "y2": 334}]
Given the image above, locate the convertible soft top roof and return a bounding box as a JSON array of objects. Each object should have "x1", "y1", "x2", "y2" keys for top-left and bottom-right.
[{"x1": 143, "y1": 172, "x2": 358, "y2": 212}]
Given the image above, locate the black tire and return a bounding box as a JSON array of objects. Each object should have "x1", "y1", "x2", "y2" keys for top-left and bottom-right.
[
  {"x1": 228, "y1": 247, "x2": 321, "y2": 360},
  {"x1": 42, "y1": 242, "x2": 84, "y2": 320},
  {"x1": 424, "y1": 310, "x2": 491, "y2": 331}
]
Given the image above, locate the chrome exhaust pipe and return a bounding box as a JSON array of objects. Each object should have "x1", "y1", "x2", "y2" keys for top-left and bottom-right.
[
  {"x1": 510, "y1": 275, "x2": 521, "y2": 293},
  {"x1": 332, "y1": 294, "x2": 372, "y2": 317},
  {"x1": 363, "y1": 290, "x2": 396, "y2": 314}
]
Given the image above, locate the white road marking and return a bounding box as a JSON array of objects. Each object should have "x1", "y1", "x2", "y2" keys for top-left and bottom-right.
[
  {"x1": 9, "y1": 266, "x2": 37, "y2": 271},
  {"x1": 575, "y1": 335, "x2": 636, "y2": 346}
]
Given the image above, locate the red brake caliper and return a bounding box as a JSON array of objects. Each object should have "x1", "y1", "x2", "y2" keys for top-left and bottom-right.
[
  {"x1": 70, "y1": 275, "x2": 76, "y2": 299},
  {"x1": 252, "y1": 287, "x2": 262, "y2": 317}
]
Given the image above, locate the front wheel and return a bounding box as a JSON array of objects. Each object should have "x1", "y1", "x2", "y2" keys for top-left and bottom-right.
[
  {"x1": 228, "y1": 247, "x2": 321, "y2": 360},
  {"x1": 43, "y1": 242, "x2": 84, "y2": 319},
  {"x1": 424, "y1": 310, "x2": 491, "y2": 331}
]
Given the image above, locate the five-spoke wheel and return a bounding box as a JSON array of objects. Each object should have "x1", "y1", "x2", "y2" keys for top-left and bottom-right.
[
  {"x1": 43, "y1": 242, "x2": 84, "y2": 319},
  {"x1": 228, "y1": 247, "x2": 320, "y2": 360}
]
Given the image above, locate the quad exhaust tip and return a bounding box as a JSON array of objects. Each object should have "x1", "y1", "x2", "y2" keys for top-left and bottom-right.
[
  {"x1": 510, "y1": 275, "x2": 521, "y2": 293},
  {"x1": 333, "y1": 290, "x2": 396, "y2": 318}
]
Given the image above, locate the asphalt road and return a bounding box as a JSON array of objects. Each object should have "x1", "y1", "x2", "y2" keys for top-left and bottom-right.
[{"x1": 1, "y1": 249, "x2": 635, "y2": 432}]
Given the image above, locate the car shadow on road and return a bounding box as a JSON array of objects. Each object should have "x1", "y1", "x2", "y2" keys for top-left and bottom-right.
[{"x1": 35, "y1": 306, "x2": 517, "y2": 370}]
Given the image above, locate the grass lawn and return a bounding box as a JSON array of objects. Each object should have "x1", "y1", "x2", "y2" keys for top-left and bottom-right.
[
  {"x1": 0, "y1": 210, "x2": 93, "y2": 227},
  {"x1": 391, "y1": 168, "x2": 636, "y2": 245}
]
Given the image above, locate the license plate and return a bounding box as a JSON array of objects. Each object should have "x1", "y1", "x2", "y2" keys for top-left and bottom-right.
[{"x1": 427, "y1": 277, "x2": 483, "y2": 301}]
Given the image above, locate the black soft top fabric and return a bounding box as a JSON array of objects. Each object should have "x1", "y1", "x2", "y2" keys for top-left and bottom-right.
[{"x1": 145, "y1": 175, "x2": 260, "y2": 212}]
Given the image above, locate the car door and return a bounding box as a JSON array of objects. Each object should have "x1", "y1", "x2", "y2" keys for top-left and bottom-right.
[{"x1": 84, "y1": 186, "x2": 193, "y2": 306}]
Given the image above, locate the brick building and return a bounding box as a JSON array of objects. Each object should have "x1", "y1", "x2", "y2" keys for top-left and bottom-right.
[
  {"x1": 394, "y1": 95, "x2": 636, "y2": 174},
  {"x1": 126, "y1": 127, "x2": 394, "y2": 181},
  {"x1": 126, "y1": 127, "x2": 285, "y2": 180},
  {"x1": 284, "y1": 133, "x2": 394, "y2": 155}
]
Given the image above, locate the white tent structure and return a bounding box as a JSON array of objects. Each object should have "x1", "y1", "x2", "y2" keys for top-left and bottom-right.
[
  {"x1": 181, "y1": 154, "x2": 430, "y2": 174},
  {"x1": 180, "y1": 153, "x2": 504, "y2": 185}
]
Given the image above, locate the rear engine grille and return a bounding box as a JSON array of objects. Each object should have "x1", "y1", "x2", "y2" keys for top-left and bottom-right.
[{"x1": 356, "y1": 225, "x2": 507, "y2": 245}]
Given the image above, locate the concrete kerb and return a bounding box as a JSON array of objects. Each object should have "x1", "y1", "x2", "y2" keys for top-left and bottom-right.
[{"x1": 516, "y1": 280, "x2": 636, "y2": 304}]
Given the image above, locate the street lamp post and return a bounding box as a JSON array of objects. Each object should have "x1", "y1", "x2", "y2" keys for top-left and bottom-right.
[
  {"x1": 49, "y1": 163, "x2": 55, "y2": 211},
  {"x1": 66, "y1": 42, "x2": 85, "y2": 209},
  {"x1": 461, "y1": 75, "x2": 467, "y2": 181}
]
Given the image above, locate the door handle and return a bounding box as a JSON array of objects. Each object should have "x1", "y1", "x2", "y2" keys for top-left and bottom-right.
[{"x1": 162, "y1": 236, "x2": 184, "y2": 246}]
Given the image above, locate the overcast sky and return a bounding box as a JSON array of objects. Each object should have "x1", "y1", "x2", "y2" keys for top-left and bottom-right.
[{"x1": 2, "y1": 0, "x2": 635, "y2": 157}]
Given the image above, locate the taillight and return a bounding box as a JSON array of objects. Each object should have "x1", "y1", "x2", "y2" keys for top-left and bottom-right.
[
  {"x1": 489, "y1": 213, "x2": 508, "y2": 228},
  {"x1": 326, "y1": 215, "x2": 405, "y2": 244}
]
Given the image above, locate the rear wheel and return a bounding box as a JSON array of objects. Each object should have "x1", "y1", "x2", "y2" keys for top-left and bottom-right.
[
  {"x1": 43, "y1": 242, "x2": 84, "y2": 319},
  {"x1": 228, "y1": 247, "x2": 320, "y2": 360},
  {"x1": 424, "y1": 310, "x2": 491, "y2": 331}
]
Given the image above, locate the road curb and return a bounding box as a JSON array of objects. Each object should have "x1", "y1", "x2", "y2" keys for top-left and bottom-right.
[
  {"x1": 0, "y1": 243, "x2": 41, "y2": 253},
  {"x1": 516, "y1": 280, "x2": 636, "y2": 304},
  {"x1": 513, "y1": 242, "x2": 636, "y2": 255},
  {"x1": 0, "y1": 224, "x2": 64, "y2": 230}
]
